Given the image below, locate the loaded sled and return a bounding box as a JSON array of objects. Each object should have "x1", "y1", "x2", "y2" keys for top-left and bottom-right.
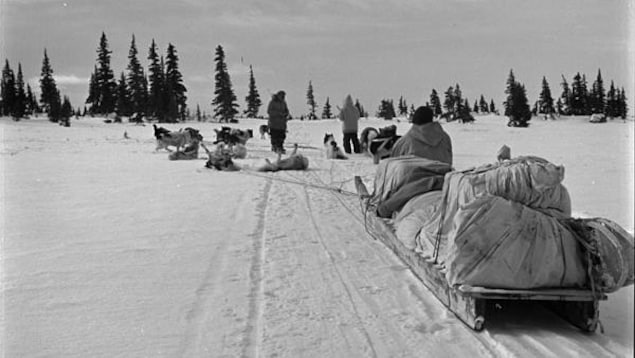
[{"x1": 353, "y1": 155, "x2": 633, "y2": 332}]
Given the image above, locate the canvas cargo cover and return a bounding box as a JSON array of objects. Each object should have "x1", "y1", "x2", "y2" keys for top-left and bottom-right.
[
  {"x1": 371, "y1": 156, "x2": 452, "y2": 218},
  {"x1": 444, "y1": 195, "x2": 587, "y2": 289}
]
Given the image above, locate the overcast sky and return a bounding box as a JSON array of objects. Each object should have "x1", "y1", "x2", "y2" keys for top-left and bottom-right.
[{"x1": 1, "y1": 0, "x2": 633, "y2": 117}]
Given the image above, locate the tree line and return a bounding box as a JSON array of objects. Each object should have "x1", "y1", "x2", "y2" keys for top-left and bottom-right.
[{"x1": 0, "y1": 33, "x2": 630, "y2": 125}]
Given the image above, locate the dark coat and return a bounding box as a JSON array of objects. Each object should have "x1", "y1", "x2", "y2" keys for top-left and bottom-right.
[{"x1": 267, "y1": 93, "x2": 290, "y2": 130}]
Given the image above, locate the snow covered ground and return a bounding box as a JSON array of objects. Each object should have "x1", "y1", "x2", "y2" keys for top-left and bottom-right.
[{"x1": 1, "y1": 114, "x2": 633, "y2": 357}]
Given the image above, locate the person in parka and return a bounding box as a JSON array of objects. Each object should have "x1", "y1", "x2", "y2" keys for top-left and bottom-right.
[
  {"x1": 267, "y1": 90, "x2": 290, "y2": 154},
  {"x1": 390, "y1": 106, "x2": 453, "y2": 166},
  {"x1": 338, "y1": 94, "x2": 361, "y2": 154}
]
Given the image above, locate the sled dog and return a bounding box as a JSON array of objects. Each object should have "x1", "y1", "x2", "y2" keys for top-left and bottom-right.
[
  {"x1": 259, "y1": 124, "x2": 269, "y2": 139},
  {"x1": 323, "y1": 133, "x2": 348, "y2": 160},
  {"x1": 154, "y1": 125, "x2": 203, "y2": 152}
]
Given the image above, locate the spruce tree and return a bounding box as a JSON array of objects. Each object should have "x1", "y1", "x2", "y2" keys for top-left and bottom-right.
[
  {"x1": 479, "y1": 95, "x2": 489, "y2": 113},
  {"x1": 504, "y1": 69, "x2": 531, "y2": 126},
  {"x1": 559, "y1": 75, "x2": 572, "y2": 115},
  {"x1": 589, "y1": 69, "x2": 605, "y2": 114},
  {"x1": 147, "y1": 39, "x2": 164, "y2": 120},
  {"x1": 126, "y1": 35, "x2": 147, "y2": 120},
  {"x1": 538, "y1": 76, "x2": 554, "y2": 115},
  {"x1": 115, "y1": 72, "x2": 131, "y2": 118},
  {"x1": 26, "y1": 84, "x2": 37, "y2": 115},
  {"x1": 443, "y1": 86, "x2": 455, "y2": 116},
  {"x1": 453, "y1": 84, "x2": 463, "y2": 115},
  {"x1": 322, "y1": 97, "x2": 332, "y2": 119},
  {"x1": 39, "y1": 49, "x2": 60, "y2": 120},
  {"x1": 212, "y1": 45, "x2": 239, "y2": 122},
  {"x1": 1, "y1": 59, "x2": 16, "y2": 117},
  {"x1": 489, "y1": 99, "x2": 496, "y2": 114},
  {"x1": 354, "y1": 99, "x2": 365, "y2": 118},
  {"x1": 14, "y1": 63, "x2": 27, "y2": 119},
  {"x1": 570, "y1": 72, "x2": 587, "y2": 115},
  {"x1": 619, "y1": 87, "x2": 628, "y2": 119},
  {"x1": 244, "y1": 65, "x2": 261, "y2": 118},
  {"x1": 398, "y1": 96, "x2": 408, "y2": 116},
  {"x1": 93, "y1": 32, "x2": 117, "y2": 115},
  {"x1": 473, "y1": 100, "x2": 479, "y2": 113},
  {"x1": 196, "y1": 104, "x2": 202, "y2": 121},
  {"x1": 60, "y1": 95, "x2": 72, "y2": 126},
  {"x1": 605, "y1": 81, "x2": 618, "y2": 118},
  {"x1": 429, "y1": 89, "x2": 442, "y2": 116},
  {"x1": 306, "y1": 80, "x2": 317, "y2": 120},
  {"x1": 165, "y1": 43, "x2": 187, "y2": 121}
]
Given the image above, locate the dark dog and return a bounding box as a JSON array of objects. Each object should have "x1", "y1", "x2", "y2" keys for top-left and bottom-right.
[
  {"x1": 213, "y1": 127, "x2": 253, "y2": 146},
  {"x1": 154, "y1": 125, "x2": 203, "y2": 152},
  {"x1": 259, "y1": 124, "x2": 269, "y2": 139},
  {"x1": 323, "y1": 133, "x2": 348, "y2": 160}
]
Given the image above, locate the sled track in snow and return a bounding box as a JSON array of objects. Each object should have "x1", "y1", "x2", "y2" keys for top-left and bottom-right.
[
  {"x1": 242, "y1": 177, "x2": 272, "y2": 358},
  {"x1": 301, "y1": 185, "x2": 380, "y2": 358}
]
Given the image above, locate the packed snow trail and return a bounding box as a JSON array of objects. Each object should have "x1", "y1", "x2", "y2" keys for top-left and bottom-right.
[{"x1": 1, "y1": 117, "x2": 632, "y2": 357}]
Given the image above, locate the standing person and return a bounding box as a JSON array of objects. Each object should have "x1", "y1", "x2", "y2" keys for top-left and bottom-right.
[
  {"x1": 338, "y1": 94, "x2": 361, "y2": 154},
  {"x1": 390, "y1": 106, "x2": 453, "y2": 166},
  {"x1": 267, "y1": 90, "x2": 290, "y2": 154}
]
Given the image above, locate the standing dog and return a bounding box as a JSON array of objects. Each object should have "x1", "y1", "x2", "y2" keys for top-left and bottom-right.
[
  {"x1": 323, "y1": 133, "x2": 348, "y2": 160},
  {"x1": 154, "y1": 125, "x2": 203, "y2": 152}
]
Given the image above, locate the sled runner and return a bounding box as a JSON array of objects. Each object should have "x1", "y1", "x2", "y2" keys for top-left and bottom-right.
[{"x1": 354, "y1": 176, "x2": 606, "y2": 332}]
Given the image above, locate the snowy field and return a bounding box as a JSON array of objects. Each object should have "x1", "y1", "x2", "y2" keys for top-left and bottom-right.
[{"x1": 1, "y1": 114, "x2": 633, "y2": 357}]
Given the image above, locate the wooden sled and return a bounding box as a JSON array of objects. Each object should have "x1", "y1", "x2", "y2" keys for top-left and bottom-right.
[{"x1": 354, "y1": 176, "x2": 606, "y2": 332}]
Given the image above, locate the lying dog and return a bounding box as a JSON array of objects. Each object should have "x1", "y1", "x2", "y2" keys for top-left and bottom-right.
[
  {"x1": 257, "y1": 143, "x2": 309, "y2": 172},
  {"x1": 154, "y1": 125, "x2": 203, "y2": 152},
  {"x1": 213, "y1": 126, "x2": 253, "y2": 146},
  {"x1": 201, "y1": 142, "x2": 240, "y2": 171},
  {"x1": 259, "y1": 124, "x2": 269, "y2": 139},
  {"x1": 168, "y1": 140, "x2": 200, "y2": 160},
  {"x1": 323, "y1": 133, "x2": 348, "y2": 160}
]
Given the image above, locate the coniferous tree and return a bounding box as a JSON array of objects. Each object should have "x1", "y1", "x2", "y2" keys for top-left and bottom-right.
[
  {"x1": 306, "y1": 80, "x2": 317, "y2": 119},
  {"x1": 473, "y1": 100, "x2": 479, "y2": 113},
  {"x1": 504, "y1": 69, "x2": 531, "y2": 126},
  {"x1": 619, "y1": 87, "x2": 628, "y2": 119},
  {"x1": 605, "y1": 81, "x2": 618, "y2": 118},
  {"x1": 196, "y1": 104, "x2": 202, "y2": 121},
  {"x1": 13, "y1": 63, "x2": 27, "y2": 119},
  {"x1": 115, "y1": 72, "x2": 131, "y2": 118},
  {"x1": 354, "y1": 99, "x2": 366, "y2": 118},
  {"x1": 147, "y1": 39, "x2": 164, "y2": 120},
  {"x1": 244, "y1": 65, "x2": 261, "y2": 118},
  {"x1": 443, "y1": 86, "x2": 455, "y2": 115},
  {"x1": 92, "y1": 32, "x2": 117, "y2": 114},
  {"x1": 479, "y1": 95, "x2": 489, "y2": 113},
  {"x1": 376, "y1": 99, "x2": 395, "y2": 119},
  {"x1": 453, "y1": 84, "x2": 463, "y2": 115},
  {"x1": 489, "y1": 99, "x2": 496, "y2": 114},
  {"x1": 1, "y1": 59, "x2": 16, "y2": 117},
  {"x1": 212, "y1": 45, "x2": 239, "y2": 122},
  {"x1": 126, "y1": 35, "x2": 147, "y2": 120},
  {"x1": 322, "y1": 97, "x2": 332, "y2": 119},
  {"x1": 570, "y1": 72, "x2": 588, "y2": 115},
  {"x1": 589, "y1": 69, "x2": 605, "y2": 114},
  {"x1": 25, "y1": 83, "x2": 37, "y2": 115},
  {"x1": 60, "y1": 95, "x2": 72, "y2": 126},
  {"x1": 165, "y1": 43, "x2": 187, "y2": 121},
  {"x1": 398, "y1": 96, "x2": 408, "y2": 116},
  {"x1": 39, "y1": 49, "x2": 60, "y2": 120},
  {"x1": 559, "y1": 75, "x2": 572, "y2": 115},
  {"x1": 429, "y1": 89, "x2": 442, "y2": 116},
  {"x1": 538, "y1": 76, "x2": 554, "y2": 115}
]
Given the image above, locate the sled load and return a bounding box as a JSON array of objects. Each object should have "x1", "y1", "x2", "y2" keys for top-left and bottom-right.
[{"x1": 355, "y1": 155, "x2": 634, "y2": 331}]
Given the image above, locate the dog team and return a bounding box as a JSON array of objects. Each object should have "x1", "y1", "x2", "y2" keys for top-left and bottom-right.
[{"x1": 153, "y1": 92, "x2": 453, "y2": 172}]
